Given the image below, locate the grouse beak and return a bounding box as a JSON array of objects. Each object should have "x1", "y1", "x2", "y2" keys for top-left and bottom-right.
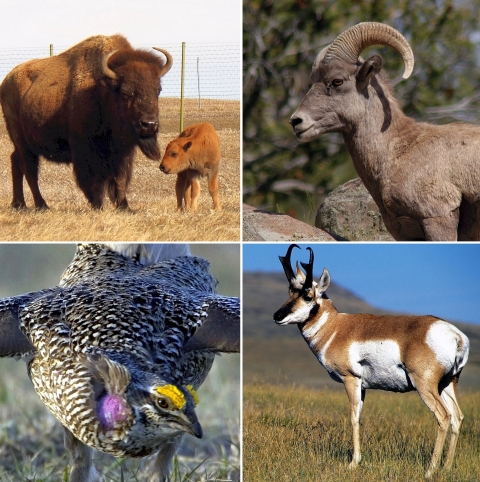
[{"x1": 187, "y1": 419, "x2": 203, "y2": 439}]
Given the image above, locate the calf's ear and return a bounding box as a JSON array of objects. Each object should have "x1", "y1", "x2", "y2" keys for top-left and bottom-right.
[
  {"x1": 183, "y1": 141, "x2": 192, "y2": 152},
  {"x1": 357, "y1": 54, "x2": 383, "y2": 90}
]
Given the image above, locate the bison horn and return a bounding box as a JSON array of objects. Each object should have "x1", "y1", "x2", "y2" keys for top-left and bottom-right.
[
  {"x1": 152, "y1": 48, "x2": 173, "y2": 77},
  {"x1": 320, "y1": 22, "x2": 414, "y2": 79},
  {"x1": 102, "y1": 50, "x2": 118, "y2": 80}
]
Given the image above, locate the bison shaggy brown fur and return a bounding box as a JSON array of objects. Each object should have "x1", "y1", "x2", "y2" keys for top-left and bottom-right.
[
  {"x1": 0, "y1": 34, "x2": 172, "y2": 209},
  {"x1": 160, "y1": 122, "x2": 221, "y2": 212}
]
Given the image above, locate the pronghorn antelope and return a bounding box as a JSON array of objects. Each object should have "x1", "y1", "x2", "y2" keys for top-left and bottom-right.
[{"x1": 273, "y1": 244, "x2": 469, "y2": 478}]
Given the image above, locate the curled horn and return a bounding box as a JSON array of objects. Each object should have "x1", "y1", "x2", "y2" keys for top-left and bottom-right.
[
  {"x1": 152, "y1": 48, "x2": 173, "y2": 77},
  {"x1": 278, "y1": 244, "x2": 300, "y2": 282},
  {"x1": 322, "y1": 22, "x2": 414, "y2": 79},
  {"x1": 102, "y1": 50, "x2": 118, "y2": 80},
  {"x1": 300, "y1": 247, "x2": 314, "y2": 290}
]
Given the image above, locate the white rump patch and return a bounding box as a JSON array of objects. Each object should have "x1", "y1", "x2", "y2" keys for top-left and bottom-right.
[
  {"x1": 425, "y1": 320, "x2": 469, "y2": 375},
  {"x1": 348, "y1": 340, "x2": 411, "y2": 391}
]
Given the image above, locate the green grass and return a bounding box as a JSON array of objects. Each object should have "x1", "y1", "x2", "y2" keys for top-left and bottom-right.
[{"x1": 243, "y1": 383, "x2": 480, "y2": 482}]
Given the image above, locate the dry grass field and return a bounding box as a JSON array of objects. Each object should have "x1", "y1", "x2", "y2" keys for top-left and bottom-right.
[
  {"x1": 243, "y1": 384, "x2": 480, "y2": 482},
  {"x1": 0, "y1": 98, "x2": 240, "y2": 241}
]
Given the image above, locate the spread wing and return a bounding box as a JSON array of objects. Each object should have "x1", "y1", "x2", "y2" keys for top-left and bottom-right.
[
  {"x1": 0, "y1": 289, "x2": 58, "y2": 358},
  {"x1": 184, "y1": 295, "x2": 240, "y2": 353}
]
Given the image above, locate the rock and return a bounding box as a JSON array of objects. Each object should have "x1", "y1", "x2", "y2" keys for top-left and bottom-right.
[
  {"x1": 316, "y1": 178, "x2": 394, "y2": 241},
  {"x1": 243, "y1": 204, "x2": 336, "y2": 242}
]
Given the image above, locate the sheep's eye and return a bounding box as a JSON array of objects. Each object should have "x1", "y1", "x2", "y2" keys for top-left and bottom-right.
[
  {"x1": 332, "y1": 79, "x2": 343, "y2": 87},
  {"x1": 156, "y1": 397, "x2": 171, "y2": 410}
]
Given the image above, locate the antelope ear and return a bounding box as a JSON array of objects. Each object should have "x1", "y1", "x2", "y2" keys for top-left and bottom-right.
[
  {"x1": 357, "y1": 54, "x2": 383, "y2": 90},
  {"x1": 295, "y1": 261, "x2": 306, "y2": 282},
  {"x1": 317, "y1": 268, "x2": 330, "y2": 294}
]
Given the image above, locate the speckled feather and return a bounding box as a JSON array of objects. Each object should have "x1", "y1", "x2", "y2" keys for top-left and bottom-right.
[{"x1": 0, "y1": 244, "x2": 239, "y2": 457}]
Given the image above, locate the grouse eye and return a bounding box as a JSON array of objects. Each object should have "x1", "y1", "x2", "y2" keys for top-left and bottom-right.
[
  {"x1": 156, "y1": 397, "x2": 171, "y2": 410},
  {"x1": 332, "y1": 79, "x2": 343, "y2": 87}
]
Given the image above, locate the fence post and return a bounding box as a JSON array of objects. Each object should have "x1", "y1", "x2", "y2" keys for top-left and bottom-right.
[
  {"x1": 197, "y1": 57, "x2": 201, "y2": 109},
  {"x1": 50, "y1": 44, "x2": 53, "y2": 57},
  {"x1": 180, "y1": 42, "x2": 186, "y2": 133}
]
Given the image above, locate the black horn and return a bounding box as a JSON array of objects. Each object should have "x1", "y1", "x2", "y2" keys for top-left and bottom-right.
[
  {"x1": 278, "y1": 244, "x2": 300, "y2": 282},
  {"x1": 300, "y1": 247, "x2": 314, "y2": 290}
]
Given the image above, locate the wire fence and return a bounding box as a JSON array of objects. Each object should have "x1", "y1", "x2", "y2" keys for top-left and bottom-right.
[{"x1": 0, "y1": 42, "x2": 240, "y2": 101}]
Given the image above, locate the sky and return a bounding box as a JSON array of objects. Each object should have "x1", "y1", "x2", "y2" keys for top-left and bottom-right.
[
  {"x1": 0, "y1": 0, "x2": 241, "y2": 48},
  {"x1": 243, "y1": 243, "x2": 480, "y2": 325},
  {"x1": 0, "y1": 0, "x2": 241, "y2": 98}
]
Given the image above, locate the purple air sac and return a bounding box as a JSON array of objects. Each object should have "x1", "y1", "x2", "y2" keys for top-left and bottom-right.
[{"x1": 97, "y1": 394, "x2": 129, "y2": 429}]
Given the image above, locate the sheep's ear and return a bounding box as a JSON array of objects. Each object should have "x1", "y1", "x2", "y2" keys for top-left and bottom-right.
[{"x1": 357, "y1": 54, "x2": 383, "y2": 89}]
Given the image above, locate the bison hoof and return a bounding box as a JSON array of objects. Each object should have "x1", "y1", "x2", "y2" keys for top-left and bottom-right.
[
  {"x1": 11, "y1": 201, "x2": 27, "y2": 210},
  {"x1": 115, "y1": 203, "x2": 130, "y2": 211},
  {"x1": 34, "y1": 203, "x2": 49, "y2": 211}
]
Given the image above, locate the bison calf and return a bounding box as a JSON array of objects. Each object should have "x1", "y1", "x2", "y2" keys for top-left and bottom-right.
[{"x1": 160, "y1": 122, "x2": 221, "y2": 212}]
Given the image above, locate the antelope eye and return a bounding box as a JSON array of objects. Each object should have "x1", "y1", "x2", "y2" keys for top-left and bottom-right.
[
  {"x1": 332, "y1": 79, "x2": 343, "y2": 87},
  {"x1": 156, "y1": 397, "x2": 171, "y2": 410},
  {"x1": 304, "y1": 294, "x2": 313, "y2": 302}
]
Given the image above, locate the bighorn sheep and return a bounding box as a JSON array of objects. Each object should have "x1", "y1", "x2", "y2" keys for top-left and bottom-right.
[
  {"x1": 274, "y1": 244, "x2": 469, "y2": 478},
  {"x1": 290, "y1": 22, "x2": 480, "y2": 241}
]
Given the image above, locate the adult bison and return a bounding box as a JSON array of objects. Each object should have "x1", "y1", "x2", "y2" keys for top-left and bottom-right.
[
  {"x1": 0, "y1": 34, "x2": 172, "y2": 209},
  {"x1": 160, "y1": 122, "x2": 221, "y2": 212}
]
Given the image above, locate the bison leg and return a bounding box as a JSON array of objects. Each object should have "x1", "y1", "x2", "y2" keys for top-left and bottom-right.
[
  {"x1": 207, "y1": 170, "x2": 221, "y2": 211},
  {"x1": 106, "y1": 157, "x2": 132, "y2": 209},
  {"x1": 106, "y1": 178, "x2": 129, "y2": 210},
  {"x1": 72, "y1": 156, "x2": 108, "y2": 209},
  {"x1": 10, "y1": 151, "x2": 26, "y2": 209},
  {"x1": 175, "y1": 171, "x2": 189, "y2": 212},
  {"x1": 11, "y1": 149, "x2": 48, "y2": 209},
  {"x1": 190, "y1": 176, "x2": 201, "y2": 212},
  {"x1": 73, "y1": 167, "x2": 105, "y2": 209}
]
